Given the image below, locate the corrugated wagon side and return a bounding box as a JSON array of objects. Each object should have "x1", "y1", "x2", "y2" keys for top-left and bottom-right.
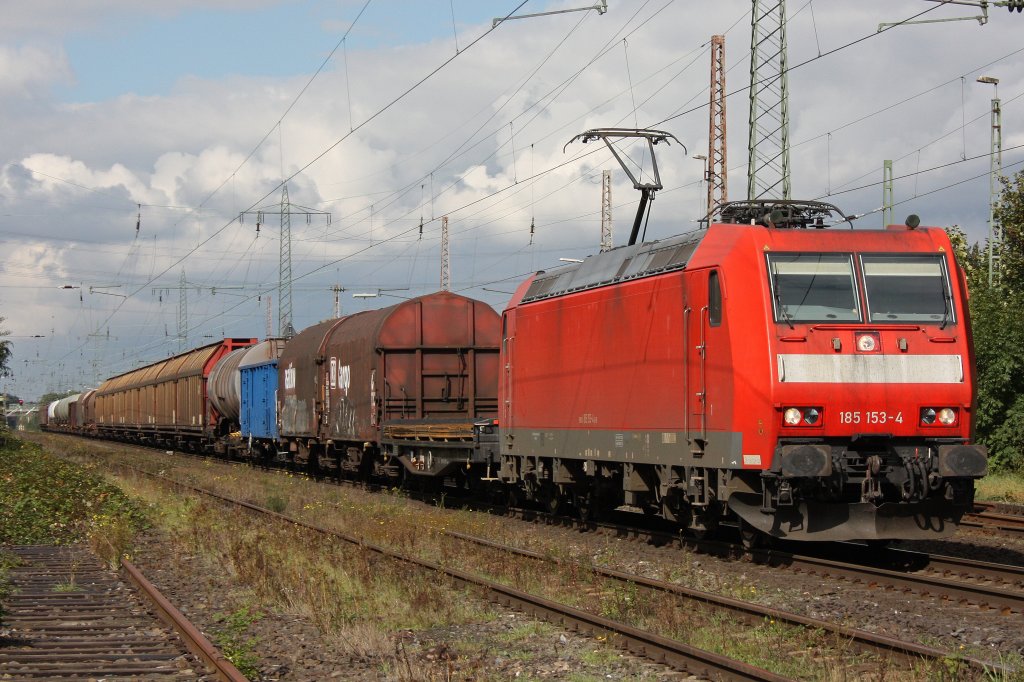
[
  {"x1": 94, "y1": 338, "x2": 255, "y2": 449},
  {"x1": 278, "y1": 291, "x2": 500, "y2": 480}
]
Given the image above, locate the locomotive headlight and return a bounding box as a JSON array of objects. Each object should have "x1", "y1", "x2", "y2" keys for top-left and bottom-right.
[
  {"x1": 920, "y1": 408, "x2": 936, "y2": 425},
  {"x1": 783, "y1": 408, "x2": 802, "y2": 425},
  {"x1": 803, "y1": 407, "x2": 820, "y2": 425},
  {"x1": 937, "y1": 408, "x2": 957, "y2": 425},
  {"x1": 856, "y1": 334, "x2": 877, "y2": 352}
]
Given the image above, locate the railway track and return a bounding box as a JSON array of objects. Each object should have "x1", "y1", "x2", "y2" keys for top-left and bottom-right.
[
  {"x1": 31, "y1": 434, "x2": 1024, "y2": 675},
  {"x1": 36, "y1": 434, "x2": 1024, "y2": 614},
  {"x1": 101, "y1": 459, "x2": 798, "y2": 681},
  {"x1": 85, "y1": 452, "x2": 1019, "y2": 679},
  {"x1": 0, "y1": 545, "x2": 245, "y2": 681},
  {"x1": 440, "y1": 529, "x2": 1002, "y2": 676},
  {"x1": 962, "y1": 501, "x2": 1024, "y2": 536},
  {"x1": 492, "y1": 501, "x2": 1024, "y2": 619}
]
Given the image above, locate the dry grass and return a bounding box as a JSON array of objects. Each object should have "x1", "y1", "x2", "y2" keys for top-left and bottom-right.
[{"x1": 47, "y1": 437, "x2": 1002, "y2": 681}]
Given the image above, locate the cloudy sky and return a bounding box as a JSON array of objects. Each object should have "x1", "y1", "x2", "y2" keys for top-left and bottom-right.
[{"x1": 2, "y1": 0, "x2": 1022, "y2": 400}]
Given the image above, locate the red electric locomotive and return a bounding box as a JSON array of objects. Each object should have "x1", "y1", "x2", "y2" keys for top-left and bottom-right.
[{"x1": 498, "y1": 200, "x2": 987, "y2": 542}]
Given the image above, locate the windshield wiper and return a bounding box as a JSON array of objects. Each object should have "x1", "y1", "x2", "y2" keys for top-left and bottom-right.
[
  {"x1": 939, "y1": 290, "x2": 951, "y2": 330},
  {"x1": 771, "y1": 264, "x2": 795, "y2": 330}
]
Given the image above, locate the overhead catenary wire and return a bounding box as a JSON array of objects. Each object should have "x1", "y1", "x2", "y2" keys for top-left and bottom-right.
[
  {"x1": 52, "y1": 2, "x2": 531, "y2": 370},
  {"x1": 30, "y1": 1, "x2": 1022, "y2": 384}
]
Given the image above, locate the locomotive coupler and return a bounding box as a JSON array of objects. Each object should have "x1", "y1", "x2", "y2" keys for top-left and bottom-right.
[
  {"x1": 861, "y1": 457, "x2": 883, "y2": 503},
  {"x1": 777, "y1": 480, "x2": 794, "y2": 507}
]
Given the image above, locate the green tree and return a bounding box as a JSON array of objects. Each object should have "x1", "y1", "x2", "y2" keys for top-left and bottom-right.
[
  {"x1": 0, "y1": 319, "x2": 10, "y2": 380},
  {"x1": 951, "y1": 170, "x2": 1024, "y2": 471}
]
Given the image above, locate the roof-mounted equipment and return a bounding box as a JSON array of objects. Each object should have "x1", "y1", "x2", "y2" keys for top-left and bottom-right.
[
  {"x1": 565, "y1": 128, "x2": 684, "y2": 246},
  {"x1": 716, "y1": 200, "x2": 851, "y2": 229}
]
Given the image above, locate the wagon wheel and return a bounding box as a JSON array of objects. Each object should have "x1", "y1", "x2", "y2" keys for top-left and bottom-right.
[{"x1": 505, "y1": 485, "x2": 522, "y2": 513}]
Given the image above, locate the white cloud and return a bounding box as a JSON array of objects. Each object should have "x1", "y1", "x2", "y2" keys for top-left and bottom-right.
[
  {"x1": 0, "y1": 45, "x2": 73, "y2": 96},
  {"x1": 1, "y1": 1, "x2": 1023, "y2": 396}
]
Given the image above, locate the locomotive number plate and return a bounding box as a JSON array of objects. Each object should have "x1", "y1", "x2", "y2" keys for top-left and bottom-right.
[{"x1": 838, "y1": 411, "x2": 903, "y2": 425}]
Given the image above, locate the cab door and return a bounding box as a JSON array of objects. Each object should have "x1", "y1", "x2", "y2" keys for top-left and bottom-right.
[{"x1": 684, "y1": 269, "x2": 722, "y2": 454}]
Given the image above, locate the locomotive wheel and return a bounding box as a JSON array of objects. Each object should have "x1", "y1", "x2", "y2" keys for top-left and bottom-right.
[
  {"x1": 739, "y1": 519, "x2": 766, "y2": 550},
  {"x1": 690, "y1": 507, "x2": 720, "y2": 541},
  {"x1": 573, "y1": 489, "x2": 595, "y2": 524},
  {"x1": 542, "y1": 483, "x2": 564, "y2": 515}
]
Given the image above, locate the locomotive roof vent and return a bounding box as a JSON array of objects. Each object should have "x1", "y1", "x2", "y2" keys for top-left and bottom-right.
[{"x1": 716, "y1": 200, "x2": 851, "y2": 230}]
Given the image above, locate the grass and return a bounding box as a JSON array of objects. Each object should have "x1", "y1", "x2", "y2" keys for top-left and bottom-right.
[
  {"x1": 975, "y1": 471, "x2": 1024, "y2": 503},
  {"x1": 211, "y1": 606, "x2": 263, "y2": 679},
  {"x1": 38, "y1": 434, "x2": 1022, "y2": 681},
  {"x1": 0, "y1": 548, "x2": 20, "y2": 624},
  {"x1": 0, "y1": 436, "x2": 146, "y2": 555},
  {"x1": 52, "y1": 580, "x2": 80, "y2": 593}
]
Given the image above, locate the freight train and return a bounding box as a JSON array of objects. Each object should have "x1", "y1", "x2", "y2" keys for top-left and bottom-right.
[{"x1": 43, "y1": 200, "x2": 988, "y2": 543}]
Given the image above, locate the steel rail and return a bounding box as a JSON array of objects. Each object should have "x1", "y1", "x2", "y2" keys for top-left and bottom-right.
[
  {"x1": 442, "y1": 530, "x2": 1004, "y2": 675},
  {"x1": 111, "y1": 462, "x2": 788, "y2": 682},
  {"x1": 962, "y1": 501, "x2": 1024, "y2": 536},
  {"x1": 0, "y1": 545, "x2": 243, "y2": 680},
  {"x1": 753, "y1": 548, "x2": 1024, "y2": 616},
  {"x1": 120, "y1": 558, "x2": 248, "y2": 682}
]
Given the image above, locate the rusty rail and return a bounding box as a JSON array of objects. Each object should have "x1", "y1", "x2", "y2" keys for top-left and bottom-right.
[
  {"x1": 120, "y1": 558, "x2": 248, "y2": 682},
  {"x1": 442, "y1": 530, "x2": 1004, "y2": 676},
  {"x1": 0, "y1": 544, "x2": 245, "y2": 680},
  {"x1": 115, "y1": 463, "x2": 787, "y2": 681}
]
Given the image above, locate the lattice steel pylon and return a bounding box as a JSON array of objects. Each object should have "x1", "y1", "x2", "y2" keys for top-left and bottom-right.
[
  {"x1": 708, "y1": 35, "x2": 728, "y2": 216},
  {"x1": 279, "y1": 186, "x2": 293, "y2": 336},
  {"x1": 440, "y1": 216, "x2": 450, "y2": 291},
  {"x1": 601, "y1": 170, "x2": 613, "y2": 251},
  {"x1": 240, "y1": 185, "x2": 330, "y2": 338},
  {"x1": 747, "y1": 0, "x2": 791, "y2": 201}
]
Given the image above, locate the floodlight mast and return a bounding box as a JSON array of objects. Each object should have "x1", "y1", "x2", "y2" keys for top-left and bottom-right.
[{"x1": 564, "y1": 128, "x2": 684, "y2": 247}]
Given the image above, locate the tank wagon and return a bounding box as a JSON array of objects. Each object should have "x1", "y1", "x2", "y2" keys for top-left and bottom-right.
[
  {"x1": 277, "y1": 290, "x2": 500, "y2": 481},
  {"x1": 206, "y1": 339, "x2": 287, "y2": 453},
  {"x1": 45, "y1": 393, "x2": 81, "y2": 432},
  {"x1": 498, "y1": 201, "x2": 987, "y2": 542},
  {"x1": 93, "y1": 338, "x2": 256, "y2": 449}
]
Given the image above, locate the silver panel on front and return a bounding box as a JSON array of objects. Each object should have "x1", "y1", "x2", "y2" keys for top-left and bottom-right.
[{"x1": 777, "y1": 354, "x2": 963, "y2": 384}]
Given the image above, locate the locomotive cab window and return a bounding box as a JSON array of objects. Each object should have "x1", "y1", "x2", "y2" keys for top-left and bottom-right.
[
  {"x1": 766, "y1": 253, "x2": 859, "y2": 323},
  {"x1": 861, "y1": 254, "x2": 953, "y2": 324},
  {"x1": 708, "y1": 270, "x2": 722, "y2": 327}
]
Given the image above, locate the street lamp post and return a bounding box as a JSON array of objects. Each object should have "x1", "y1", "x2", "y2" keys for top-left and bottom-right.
[
  {"x1": 978, "y1": 76, "x2": 1002, "y2": 285},
  {"x1": 693, "y1": 154, "x2": 708, "y2": 221}
]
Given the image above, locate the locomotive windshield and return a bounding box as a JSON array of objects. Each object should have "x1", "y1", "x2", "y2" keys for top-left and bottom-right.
[
  {"x1": 861, "y1": 254, "x2": 952, "y2": 324},
  {"x1": 767, "y1": 253, "x2": 860, "y2": 323}
]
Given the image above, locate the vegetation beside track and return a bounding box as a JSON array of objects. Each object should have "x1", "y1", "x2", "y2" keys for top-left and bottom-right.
[
  {"x1": 0, "y1": 433, "x2": 145, "y2": 566},
  {"x1": 43, "y1": 436, "x2": 994, "y2": 680},
  {"x1": 976, "y1": 471, "x2": 1024, "y2": 503}
]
